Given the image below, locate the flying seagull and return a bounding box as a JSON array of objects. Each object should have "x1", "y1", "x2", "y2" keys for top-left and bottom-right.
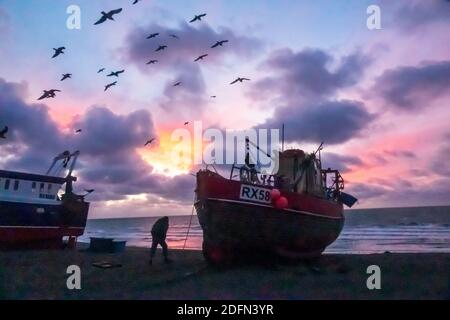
[
  {"x1": 146, "y1": 60, "x2": 158, "y2": 65},
  {"x1": 52, "y1": 47, "x2": 65, "y2": 58},
  {"x1": 211, "y1": 40, "x2": 229, "y2": 48},
  {"x1": 61, "y1": 73, "x2": 72, "y2": 81},
  {"x1": 173, "y1": 82, "x2": 181, "y2": 87},
  {"x1": 94, "y1": 8, "x2": 123, "y2": 25},
  {"x1": 230, "y1": 77, "x2": 251, "y2": 85},
  {"x1": 104, "y1": 81, "x2": 117, "y2": 91},
  {"x1": 145, "y1": 138, "x2": 156, "y2": 146},
  {"x1": 75, "y1": 129, "x2": 82, "y2": 133},
  {"x1": 84, "y1": 189, "x2": 95, "y2": 194},
  {"x1": 107, "y1": 70, "x2": 125, "y2": 77},
  {"x1": 155, "y1": 45, "x2": 167, "y2": 52},
  {"x1": 189, "y1": 13, "x2": 207, "y2": 23},
  {"x1": 147, "y1": 33, "x2": 159, "y2": 39},
  {"x1": 0, "y1": 126, "x2": 8, "y2": 139},
  {"x1": 184, "y1": 122, "x2": 189, "y2": 126},
  {"x1": 169, "y1": 34, "x2": 179, "y2": 39},
  {"x1": 132, "y1": 0, "x2": 141, "y2": 4},
  {"x1": 194, "y1": 54, "x2": 208, "y2": 62},
  {"x1": 38, "y1": 89, "x2": 61, "y2": 100},
  {"x1": 210, "y1": 95, "x2": 217, "y2": 98},
  {"x1": 97, "y1": 68, "x2": 105, "y2": 73}
]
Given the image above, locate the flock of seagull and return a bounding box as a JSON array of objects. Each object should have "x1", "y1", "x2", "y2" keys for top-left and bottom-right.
[{"x1": 2, "y1": 1, "x2": 252, "y2": 148}]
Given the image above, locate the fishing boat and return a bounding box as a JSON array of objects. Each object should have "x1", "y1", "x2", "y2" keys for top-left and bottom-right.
[
  {"x1": 0, "y1": 151, "x2": 89, "y2": 249},
  {"x1": 195, "y1": 140, "x2": 357, "y2": 263}
]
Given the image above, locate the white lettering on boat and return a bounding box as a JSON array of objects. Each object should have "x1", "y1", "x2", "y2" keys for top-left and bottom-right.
[{"x1": 239, "y1": 185, "x2": 271, "y2": 204}]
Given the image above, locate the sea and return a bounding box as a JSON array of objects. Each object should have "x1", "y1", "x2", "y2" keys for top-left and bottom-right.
[{"x1": 79, "y1": 207, "x2": 450, "y2": 254}]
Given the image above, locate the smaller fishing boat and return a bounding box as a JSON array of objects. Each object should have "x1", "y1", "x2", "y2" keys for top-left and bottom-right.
[
  {"x1": 0, "y1": 151, "x2": 90, "y2": 249},
  {"x1": 195, "y1": 140, "x2": 358, "y2": 264}
]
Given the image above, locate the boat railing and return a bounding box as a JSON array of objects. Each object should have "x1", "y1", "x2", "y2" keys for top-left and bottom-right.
[{"x1": 229, "y1": 164, "x2": 276, "y2": 187}]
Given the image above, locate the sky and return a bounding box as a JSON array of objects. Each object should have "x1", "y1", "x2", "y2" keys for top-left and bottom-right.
[{"x1": 0, "y1": 0, "x2": 449, "y2": 218}]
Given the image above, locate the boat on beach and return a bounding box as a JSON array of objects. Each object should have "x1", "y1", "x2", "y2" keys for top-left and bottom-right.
[
  {"x1": 195, "y1": 140, "x2": 357, "y2": 263},
  {"x1": 0, "y1": 151, "x2": 89, "y2": 249}
]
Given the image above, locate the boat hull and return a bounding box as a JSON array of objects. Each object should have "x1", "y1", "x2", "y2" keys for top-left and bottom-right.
[
  {"x1": 0, "y1": 198, "x2": 89, "y2": 249},
  {"x1": 195, "y1": 170, "x2": 344, "y2": 262}
]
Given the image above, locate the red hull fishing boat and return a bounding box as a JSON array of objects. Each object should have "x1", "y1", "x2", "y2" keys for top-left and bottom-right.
[
  {"x1": 0, "y1": 151, "x2": 90, "y2": 249},
  {"x1": 195, "y1": 140, "x2": 357, "y2": 263}
]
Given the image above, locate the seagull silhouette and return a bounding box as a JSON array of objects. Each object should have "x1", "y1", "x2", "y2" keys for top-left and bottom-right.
[
  {"x1": 169, "y1": 34, "x2": 179, "y2": 39},
  {"x1": 0, "y1": 126, "x2": 8, "y2": 139},
  {"x1": 52, "y1": 47, "x2": 65, "y2": 58},
  {"x1": 210, "y1": 95, "x2": 217, "y2": 98},
  {"x1": 173, "y1": 82, "x2": 181, "y2": 87},
  {"x1": 84, "y1": 189, "x2": 95, "y2": 194},
  {"x1": 146, "y1": 60, "x2": 158, "y2": 65},
  {"x1": 104, "y1": 81, "x2": 117, "y2": 91},
  {"x1": 156, "y1": 45, "x2": 167, "y2": 52},
  {"x1": 61, "y1": 73, "x2": 72, "y2": 81},
  {"x1": 194, "y1": 54, "x2": 208, "y2": 62},
  {"x1": 145, "y1": 138, "x2": 156, "y2": 146},
  {"x1": 94, "y1": 8, "x2": 123, "y2": 25},
  {"x1": 211, "y1": 40, "x2": 229, "y2": 48},
  {"x1": 184, "y1": 122, "x2": 189, "y2": 126},
  {"x1": 147, "y1": 33, "x2": 159, "y2": 39},
  {"x1": 107, "y1": 70, "x2": 125, "y2": 77},
  {"x1": 230, "y1": 77, "x2": 251, "y2": 85},
  {"x1": 132, "y1": 0, "x2": 141, "y2": 4},
  {"x1": 38, "y1": 89, "x2": 61, "y2": 100},
  {"x1": 189, "y1": 13, "x2": 207, "y2": 23},
  {"x1": 75, "y1": 129, "x2": 82, "y2": 133},
  {"x1": 97, "y1": 68, "x2": 105, "y2": 73}
]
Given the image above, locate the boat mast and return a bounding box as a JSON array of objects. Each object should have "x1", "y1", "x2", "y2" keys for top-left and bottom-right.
[{"x1": 281, "y1": 124, "x2": 285, "y2": 152}]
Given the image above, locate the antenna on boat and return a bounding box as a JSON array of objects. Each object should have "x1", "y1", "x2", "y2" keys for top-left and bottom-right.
[{"x1": 281, "y1": 124, "x2": 285, "y2": 152}]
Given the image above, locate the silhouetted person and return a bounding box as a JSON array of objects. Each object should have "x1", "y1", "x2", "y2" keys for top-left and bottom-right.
[{"x1": 149, "y1": 216, "x2": 170, "y2": 265}]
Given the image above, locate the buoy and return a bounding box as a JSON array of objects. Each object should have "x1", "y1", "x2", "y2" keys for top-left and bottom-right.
[
  {"x1": 270, "y1": 189, "x2": 281, "y2": 201},
  {"x1": 275, "y1": 196, "x2": 288, "y2": 210}
]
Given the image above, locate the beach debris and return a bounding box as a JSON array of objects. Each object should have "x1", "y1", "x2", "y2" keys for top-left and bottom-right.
[
  {"x1": 230, "y1": 77, "x2": 251, "y2": 85},
  {"x1": 61, "y1": 73, "x2": 72, "y2": 81},
  {"x1": 211, "y1": 40, "x2": 229, "y2": 48},
  {"x1": 97, "y1": 68, "x2": 106, "y2": 73},
  {"x1": 189, "y1": 13, "x2": 207, "y2": 23},
  {"x1": 94, "y1": 8, "x2": 123, "y2": 25},
  {"x1": 104, "y1": 81, "x2": 117, "y2": 91},
  {"x1": 194, "y1": 54, "x2": 208, "y2": 62},
  {"x1": 0, "y1": 126, "x2": 8, "y2": 139},
  {"x1": 107, "y1": 70, "x2": 125, "y2": 77},
  {"x1": 37, "y1": 89, "x2": 61, "y2": 100},
  {"x1": 52, "y1": 47, "x2": 65, "y2": 58}
]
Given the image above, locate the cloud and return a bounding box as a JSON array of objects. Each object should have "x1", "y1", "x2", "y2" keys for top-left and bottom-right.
[
  {"x1": 0, "y1": 77, "x2": 195, "y2": 206},
  {"x1": 372, "y1": 60, "x2": 450, "y2": 110},
  {"x1": 392, "y1": 0, "x2": 450, "y2": 30},
  {"x1": 257, "y1": 100, "x2": 375, "y2": 144},
  {"x1": 122, "y1": 21, "x2": 263, "y2": 72},
  {"x1": 321, "y1": 152, "x2": 363, "y2": 173},
  {"x1": 248, "y1": 48, "x2": 370, "y2": 102}
]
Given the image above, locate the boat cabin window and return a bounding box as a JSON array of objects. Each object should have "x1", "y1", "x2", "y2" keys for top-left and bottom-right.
[
  {"x1": 40, "y1": 183, "x2": 45, "y2": 191},
  {"x1": 32, "y1": 182, "x2": 37, "y2": 192},
  {"x1": 4, "y1": 179, "x2": 10, "y2": 190},
  {"x1": 47, "y1": 183, "x2": 52, "y2": 191},
  {"x1": 13, "y1": 180, "x2": 19, "y2": 191}
]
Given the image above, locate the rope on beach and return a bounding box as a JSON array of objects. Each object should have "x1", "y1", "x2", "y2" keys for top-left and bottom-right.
[{"x1": 182, "y1": 203, "x2": 195, "y2": 250}]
